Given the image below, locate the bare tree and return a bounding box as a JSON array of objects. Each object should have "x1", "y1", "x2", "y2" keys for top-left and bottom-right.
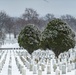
[
  {"x1": 22, "y1": 8, "x2": 49, "y2": 30},
  {"x1": 12, "y1": 17, "x2": 26, "y2": 38},
  {"x1": 45, "y1": 13, "x2": 55, "y2": 23},
  {"x1": 22, "y1": 8, "x2": 39, "y2": 26},
  {"x1": 0, "y1": 28, "x2": 5, "y2": 45},
  {"x1": 61, "y1": 15, "x2": 76, "y2": 31},
  {"x1": 5, "y1": 17, "x2": 14, "y2": 39},
  {"x1": 0, "y1": 11, "x2": 8, "y2": 30}
]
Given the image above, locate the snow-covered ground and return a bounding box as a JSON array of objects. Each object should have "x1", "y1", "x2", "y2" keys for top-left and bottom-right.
[
  {"x1": 1, "y1": 43, "x2": 20, "y2": 48},
  {"x1": 0, "y1": 43, "x2": 76, "y2": 75}
]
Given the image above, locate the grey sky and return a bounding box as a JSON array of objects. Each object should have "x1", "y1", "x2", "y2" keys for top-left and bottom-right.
[{"x1": 0, "y1": 0, "x2": 76, "y2": 17}]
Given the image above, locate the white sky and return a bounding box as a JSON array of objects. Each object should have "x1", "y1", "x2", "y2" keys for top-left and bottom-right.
[{"x1": 0, "y1": 0, "x2": 76, "y2": 17}]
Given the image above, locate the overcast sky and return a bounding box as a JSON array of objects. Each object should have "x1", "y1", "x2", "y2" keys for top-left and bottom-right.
[{"x1": 0, "y1": 0, "x2": 76, "y2": 17}]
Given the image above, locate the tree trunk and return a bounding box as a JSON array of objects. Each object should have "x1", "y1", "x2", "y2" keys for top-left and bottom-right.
[
  {"x1": 9, "y1": 33, "x2": 11, "y2": 39},
  {"x1": 14, "y1": 33, "x2": 16, "y2": 38}
]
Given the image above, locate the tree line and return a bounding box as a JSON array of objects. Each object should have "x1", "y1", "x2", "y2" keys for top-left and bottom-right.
[{"x1": 0, "y1": 8, "x2": 76, "y2": 41}]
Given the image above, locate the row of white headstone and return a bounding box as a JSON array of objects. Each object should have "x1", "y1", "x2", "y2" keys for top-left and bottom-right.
[
  {"x1": 14, "y1": 51, "x2": 26, "y2": 75},
  {"x1": 8, "y1": 54, "x2": 12, "y2": 75},
  {"x1": 15, "y1": 49, "x2": 76, "y2": 75},
  {"x1": 0, "y1": 50, "x2": 7, "y2": 73},
  {"x1": 0, "y1": 51, "x2": 5, "y2": 59},
  {"x1": 1, "y1": 49, "x2": 74, "y2": 75}
]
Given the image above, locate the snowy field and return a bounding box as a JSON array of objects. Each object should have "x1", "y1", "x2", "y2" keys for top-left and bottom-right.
[{"x1": 0, "y1": 43, "x2": 76, "y2": 75}]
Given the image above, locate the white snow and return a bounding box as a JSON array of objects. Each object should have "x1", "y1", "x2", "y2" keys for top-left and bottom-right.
[
  {"x1": 1, "y1": 43, "x2": 20, "y2": 48},
  {"x1": 0, "y1": 43, "x2": 76, "y2": 75}
]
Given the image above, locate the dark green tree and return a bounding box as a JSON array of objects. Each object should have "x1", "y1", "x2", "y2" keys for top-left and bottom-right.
[
  {"x1": 41, "y1": 19, "x2": 75, "y2": 57},
  {"x1": 18, "y1": 24, "x2": 41, "y2": 54}
]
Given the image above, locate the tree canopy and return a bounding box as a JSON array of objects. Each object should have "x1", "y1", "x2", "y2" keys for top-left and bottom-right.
[
  {"x1": 18, "y1": 19, "x2": 75, "y2": 57},
  {"x1": 18, "y1": 24, "x2": 40, "y2": 54},
  {"x1": 41, "y1": 19, "x2": 75, "y2": 57}
]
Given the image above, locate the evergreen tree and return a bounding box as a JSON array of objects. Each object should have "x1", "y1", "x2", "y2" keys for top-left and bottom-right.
[
  {"x1": 41, "y1": 19, "x2": 75, "y2": 57},
  {"x1": 18, "y1": 24, "x2": 40, "y2": 54}
]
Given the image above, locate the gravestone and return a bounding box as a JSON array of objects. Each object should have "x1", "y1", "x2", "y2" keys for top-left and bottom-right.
[
  {"x1": 75, "y1": 62, "x2": 76, "y2": 69},
  {"x1": 33, "y1": 65, "x2": 37, "y2": 74},
  {"x1": 55, "y1": 67, "x2": 60, "y2": 75},
  {"x1": 38, "y1": 66, "x2": 42, "y2": 75},
  {"x1": 41, "y1": 64, "x2": 45, "y2": 71},
  {"x1": 30, "y1": 64, "x2": 33, "y2": 71},
  {"x1": 67, "y1": 63, "x2": 71, "y2": 72},
  {"x1": 22, "y1": 67, "x2": 26, "y2": 75},
  {"x1": 47, "y1": 64, "x2": 51, "y2": 74},
  {"x1": 53, "y1": 64, "x2": 57, "y2": 72},
  {"x1": 71, "y1": 62, "x2": 75, "y2": 70},
  {"x1": 0, "y1": 63, "x2": 2, "y2": 72},
  {"x1": 8, "y1": 67, "x2": 12, "y2": 75},
  {"x1": 62, "y1": 64, "x2": 66, "y2": 74},
  {"x1": 59, "y1": 63, "x2": 62, "y2": 70}
]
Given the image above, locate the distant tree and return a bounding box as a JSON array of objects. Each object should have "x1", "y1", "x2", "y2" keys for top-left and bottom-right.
[
  {"x1": 0, "y1": 11, "x2": 8, "y2": 30},
  {"x1": 22, "y1": 8, "x2": 39, "y2": 25},
  {"x1": 5, "y1": 17, "x2": 14, "y2": 39},
  {"x1": 18, "y1": 24, "x2": 41, "y2": 54},
  {"x1": 45, "y1": 13, "x2": 55, "y2": 22},
  {"x1": 12, "y1": 17, "x2": 26, "y2": 38},
  {"x1": 11, "y1": 17, "x2": 18, "y2": 38},
  {"x1": 61, "y1": 15, "x2": 76, "y2": 31},
  {"x1": 37, "y1": 17, "x2": 46, "y2": 30},
  {"x1": 22, "y1": 8, "x2": 48, "y2": 30},
  {"x1": 44, "y1": 13, "x2": 55, "y2": 25},
  {"x1": 41, "y1": 19, "x2": 75, "y2": 57},
  {"x1": 0, "y1": 28, "x2": 5, "y2": 44}
]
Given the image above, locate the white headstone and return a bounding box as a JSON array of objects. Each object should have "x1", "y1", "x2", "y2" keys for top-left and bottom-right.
[
  {"x1": 0, "y1": 63, "x2": 2, "y2": 72},
  {"x1": 22, "y1": 67, "x2": 26, "y2": 75},
  {"x1": 59, "y1": 63, "x2": 62, "y2": 70},
  {"x1": 30, "y1": 64, "x2": 33, "y2": 71},
  {"x1": 55, "y1": 67, "x2": 60, "y2": 75},
  {"x1": 75, "y1": 62, "x2": 76, "y2": 69},
  {"x1": 47, "y1": 64, "x2": 51, "y2": 74},
  {"x1": 67, "y1": 63, "x2": 71, "y2": 72},
  {"x1": 62, "y1": 64, "x2": 66, "y2": 74},
  {"x1": 8, "y1": 67, "x2": 12, "y2": 75},
  {"x1": 53, "y1": 64, "x2": 57, "y2": 72},
  {"x1": 41, "y1": 64, "x2": 45, "y2": 71},
  {"x1": 38, "y1": 66, "x2": 42, "y2": 75},
  {"x1": 33, "y1": 65, "x2": 37, "y2": 74},
  {"x1": 71, "y1": 62, "x2": 75, "y2": 70}
]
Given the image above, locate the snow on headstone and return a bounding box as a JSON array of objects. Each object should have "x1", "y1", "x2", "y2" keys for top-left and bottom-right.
[
  {"x1": 33, "y1": 65, "x2": 37, "y2": 74},
  {"x1": 71, "y1": 62, "x2": 75, "y2": 70},
  {"x1": 22, "y1": 67, "x2": 26, "y2": 75},
  {"x1": 75, "y1": 70, "x2": 76, "y2": 75},
  {"x1": 41, "y1": 64, "x2": 45, "y2": 71},
  {"x1": 53, "y1": 64, "x2": 57, "y2": 72},
  {"x1": 47, "y1": 64, "x2": 51, "y2": 74},
  {"x1": 0, "y1": 62, "x2": 2, "y2": 72},
  {"x1": 62, "y1": 64, "x2": 66, "y2": 74},
  {"x1": 0, "y1": 51, "x2": 7, "y2": 72},
  {"x1": 38, "y1": 66, "x2": 42, "y2": 75},
  {"x1": 55, "y1": 67, "x2": 60, "y2": 75},
  {"x1": 67, "y1": 62, "x2": 71, "y2": 72},
  {"x1": 75, "y1": 62, "x2": 76, "y2": 69},
  {"x1": 8, "y1": 62, "x2": 12, "y2": 75},
  {"x1": 59, "y1": 63, "x2": 62, "y2": 70},
  {"x1": 8, "y1": 67, "x2": 12, "y2": 75},
  {"x1": 30, "y1": 64, "x2": 33, "y2": 71},
  {"x1": 52, "y1": 59, "x2": 56, "y2": 66}
]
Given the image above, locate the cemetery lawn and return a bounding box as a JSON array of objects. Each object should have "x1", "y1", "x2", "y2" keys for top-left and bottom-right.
[{"x1": 0, "y1": 43, "x2": 76, "y2": 75}]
